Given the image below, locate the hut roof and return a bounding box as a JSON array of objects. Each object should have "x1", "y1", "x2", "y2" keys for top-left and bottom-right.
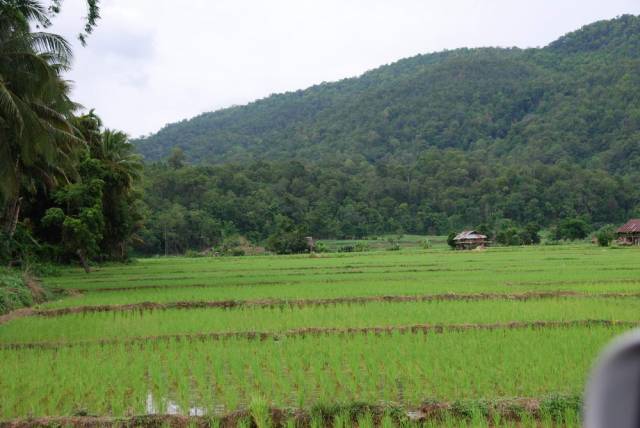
[
  {"x1": 454, "y1": 230, "x2": 487, "y2": 241},
  {"x1": 618, "y1": 219, "x2": 640, "y2": 233}
]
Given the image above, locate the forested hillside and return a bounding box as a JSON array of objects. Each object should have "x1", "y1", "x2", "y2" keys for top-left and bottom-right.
[
  {"x1": 132, "y1": 16, "x2": 640, "y2": 254},
  {"x1": 135, "y1": 15, "x2": 640, "y2": 175}
]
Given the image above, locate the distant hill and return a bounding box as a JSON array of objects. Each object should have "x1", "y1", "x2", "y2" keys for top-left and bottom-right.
[{"x1": 134, "y1": 15, "x2": 640, "y2": 174}]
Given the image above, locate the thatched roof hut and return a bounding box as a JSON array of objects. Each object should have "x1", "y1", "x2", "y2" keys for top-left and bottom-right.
[
  {"x1": 617, "y1": 219, "x2": 640, "y2": 245},
  {"x1": 453, "y1": 230, "x2": 487, "y2": 250}
]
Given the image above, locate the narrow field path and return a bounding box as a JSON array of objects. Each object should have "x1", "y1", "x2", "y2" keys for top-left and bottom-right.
[
  {"x1": 2, "y1": 319, "x2": 635, "y2": 350},
  {"x1": 2, "y1": 291, "x2": 640, "y2": 324}
]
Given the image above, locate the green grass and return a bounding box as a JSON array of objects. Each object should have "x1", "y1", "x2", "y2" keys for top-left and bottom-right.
[{"x1": 1, "y1": 243, "x2": 639, "y2": 424}]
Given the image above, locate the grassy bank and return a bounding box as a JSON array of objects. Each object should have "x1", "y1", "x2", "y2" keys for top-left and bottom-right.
[{"x1": 0, "y1": 268, "x2": 59, "y2": 315}]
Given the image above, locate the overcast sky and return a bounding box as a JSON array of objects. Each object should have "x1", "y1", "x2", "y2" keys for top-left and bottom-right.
[{"x1": 52, "y1": 0, "x2": 639, "y2": 137}]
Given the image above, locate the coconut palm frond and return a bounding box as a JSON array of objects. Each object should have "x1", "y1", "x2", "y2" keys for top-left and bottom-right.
[{"x1": 0, "y1": 77, "x2": 23, "y2": 133}]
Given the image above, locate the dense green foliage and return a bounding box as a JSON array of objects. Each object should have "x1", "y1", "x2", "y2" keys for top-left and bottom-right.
[
  {"x1": 132, "y1": 15, "x2": 640, "y2": 254},
  {"x1": 3, "y1": 111, "x2": 143, "y2": 266},
  {"x1": 595, "y1": 224, "x2": 617, "y2": 246},
  {"x1": 0, "y1": 1, "x2": 141, "y2": 267},
  {"x1": 136, "y1": 155, "x2": 635, "y2": 254}
]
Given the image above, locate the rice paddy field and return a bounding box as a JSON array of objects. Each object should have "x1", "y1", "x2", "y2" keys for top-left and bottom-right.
[{"x1": 1, "y1": 244, "x2": 640, "y2": 427}]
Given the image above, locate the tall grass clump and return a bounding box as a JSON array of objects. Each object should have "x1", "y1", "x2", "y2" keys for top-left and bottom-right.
[
  {"x1": 0, "y1": 270, "x2": 51, "y2": 314},
  {"x1": 250, "y1": 395, "x2": 272, "y2": 428}
]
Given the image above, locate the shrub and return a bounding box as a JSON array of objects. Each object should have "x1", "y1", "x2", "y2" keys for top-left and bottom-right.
[
  {"x1": 266, "y1": 229, "x2": 308, "y2": 254},
  {"x1": 0, "y1": 272, "x2": 32, "y2": 314},
  {"x1": 313, "y1": 242, "x2": 328, "y2": 253},
  {"x1": 338, "y1": 242, "x2": 372, "y2": 252},
  {"x1": 494, "y1": 222, "x2": 540, "y2": 246},
  {"x1": 184, "y1": 250, "x2": 204, "y2": 258},
  {"x1": 496, "y1": 227, "x2": 521, "y2": 246},
  {"x1": 520, "y1": 223, "x2": 541, "y2": 245},
  {"x1": 354, "y1": 242, "x2": 370, "y2": 252},
  {"x1": 595, "y1": 224, "x2": 616, "y2": 246},
  {"x1": 447, "y1": 232, "x2": 457, "y2": 249},
  {"x1": 0, "y1": 271, "x2": 52, "y2": 315},
  {"x1": 554, "y1": 218, "x2": 591, "y2": 241}
]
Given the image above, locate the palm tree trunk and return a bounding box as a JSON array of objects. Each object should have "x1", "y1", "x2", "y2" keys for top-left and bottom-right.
[
  {"x1": 2, "y1": 196, "x2": 22, "y2": 239},
  {"x1": 2, "y1": 157, "x2": 22, "y2": 238}
]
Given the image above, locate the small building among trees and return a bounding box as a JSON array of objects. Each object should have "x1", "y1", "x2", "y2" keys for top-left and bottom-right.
[
  {"x1": 617, "y1": 219, "x2": 640, "y2": 246},
  {"x1": 453, "y1": 230, "x2": 488, "y2": 250}
]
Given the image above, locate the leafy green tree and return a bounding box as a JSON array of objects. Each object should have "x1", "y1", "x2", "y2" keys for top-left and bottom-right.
[
  {"x1": 156, "y1": 203, "x2": 188, "y2": 256},
  {"x1": 555, "y1": 218, "x2": 591, "y2": 241},
  {"x1": 92, "y1": 128, "x2": 143, "y2": 260},
  {"x1": 475, "y1": 224, "x2": 493, "y2": 239},
  {"x1": 595, "y1": 225, "x2": 617, "y2": 247},
  {"x1": 265, "y1": 216, "x2": 308, "y2": 254},
  {"x1": 41, "y1": 178, "x2": 105, "y2": 272},
  {"x1": 519, "y1": 223, "x2": 541, "y2": 245},
  {"x1": 167, "y1": 147, "x2": 186, "y2": 169},
  {"x1": 265, "y1": 229, "x2": 308, "y2": 254},
  {"x1": 496, "y1": 226, "x2": 521, "y2": 246}
]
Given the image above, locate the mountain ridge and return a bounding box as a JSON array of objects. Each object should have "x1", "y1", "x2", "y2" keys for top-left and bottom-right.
[{"x1": 134, "y1": 15, "x2": 640, "y2": 173}]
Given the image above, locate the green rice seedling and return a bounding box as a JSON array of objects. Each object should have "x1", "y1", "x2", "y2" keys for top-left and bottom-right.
[
  {"x1": 539, "y1": 394, "x2": 581, "y2": 423},
  {"x1": 250, "y1": 395, "x2": 272, "y2": 428},
  {"x1": 309, "y1": 413, "x2": 323, "y2": 428},
  {"x1": 518, "y1": 411, "x2": 536, "y2": 428},
  {"x1": 237, "y1": 416, "x2": 252, "y2": 428},
  {"x1": 3, "y1": 244, "x2": 639, "y2": 423},
  {"x1": 380, "y1": 411, "x2": 395, "y2": 428},
  {"x1": 39, "y1": 245, "x2": 640, "y2": 308},
  {"x1": 357, "y1": 410, "x2": 374, "y2": 428},
  {"x1": 332, "y1": 410, "x2": 350, "y2": 428},
  {"x1": 469, "y1": 409, "x2": 488, "y2": 427}
]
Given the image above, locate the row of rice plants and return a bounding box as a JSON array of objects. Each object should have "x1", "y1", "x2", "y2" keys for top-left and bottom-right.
[
  {"x1": 45, "y1": 245, "x2": 640, "y2": 292},
  {"x1": 40, "y1": 247, "x2": 640, "y2": 310},
  {"x1": 41, "y1": 275, "x2": 640, "y2": 309},
  {"x1": 0, "y1": 326, "x2": 623, "y2": 419},
  {"x1": 2, "y1": 297, "x2": 640, "y2": 344}
]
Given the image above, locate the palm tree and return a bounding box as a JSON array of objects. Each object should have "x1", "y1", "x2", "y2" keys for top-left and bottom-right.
[
  {"x1": 96, "y1": 129, "x2": 143, "y2": 186},
  {"x1": 0, "y1": 0, "x2": 84, "y2": 237},
  {"x1": 72, "y1": 113, "x2": 143, "y2": 260},
  {"x1": 97, "y1": 129, "x2": 143, "y2": 259}
]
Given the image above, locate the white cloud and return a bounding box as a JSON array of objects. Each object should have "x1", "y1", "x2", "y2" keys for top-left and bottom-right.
[{"x1": 52, "y1": 0, "x2": 639, "y2": 137}]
